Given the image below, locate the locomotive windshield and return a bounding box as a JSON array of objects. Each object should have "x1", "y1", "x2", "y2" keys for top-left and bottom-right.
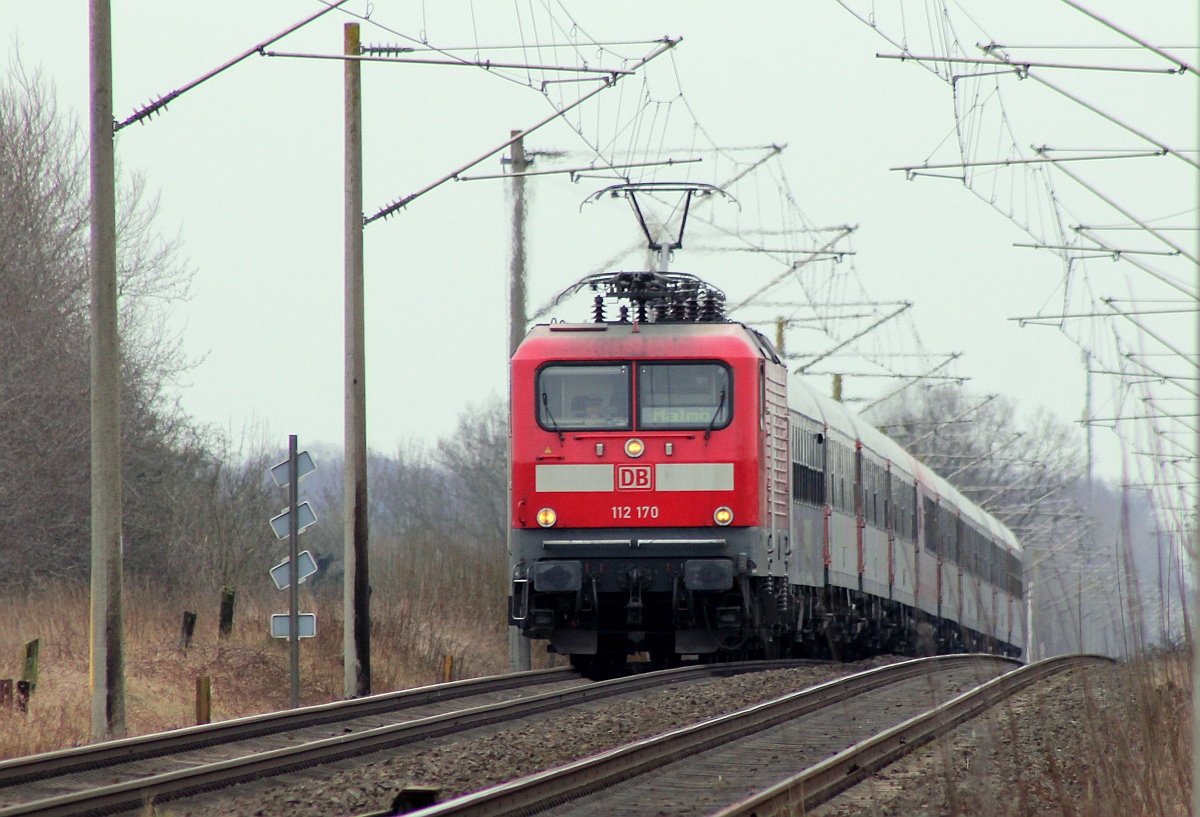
[
  {"x1": 637, "y1": 363, "x2": 731, "y2": 430},
  {"x1": 537, "y1": 364, "x2": 632, "y2": 430}
]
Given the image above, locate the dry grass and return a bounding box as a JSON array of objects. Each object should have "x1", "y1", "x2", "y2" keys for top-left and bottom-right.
[
  {"x1": 368, "y1": 535, "x2": 511, "y2": 688},
  {"x1": 1073, "y1": 648, "x2": 1190, "y2": 816},
  {"x1": 0, "y1": 584, "x2": 328, "y2": 757},
  {"x1": 0, "y1": 534, "x2": 521, "y2": 760},
  {"x1": 990, "y1": 651, "x2": 1190, "y2": 817},
  {"x1": 806, "y1": 648, "x2": 1191, "y2": 817}
]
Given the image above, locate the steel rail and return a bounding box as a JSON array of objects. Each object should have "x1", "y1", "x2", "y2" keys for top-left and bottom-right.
[
  {"x1": 712, "y1": 653, "x2": 1113, "y2": 817},
  {"x1": 0, "y1": 659, "x2": 817, "y2": 817},
  {"x1": 0, "y1": 667, "x2": 579, "y2": 788},
  {"x1": 376, "y1": 654, "x2": 1016, "y2": 817}
]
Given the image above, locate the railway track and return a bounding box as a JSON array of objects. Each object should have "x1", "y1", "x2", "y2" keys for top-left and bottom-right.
[
  {"x1": 363, "y1": 653, "x2": 1038, "y2": 817},
  {"x1": 713, "y1": 653, "x2": 1112, "y2": 817},
  {"x1": 0, "y1": 659, "x2": 819, "y2": 817}
]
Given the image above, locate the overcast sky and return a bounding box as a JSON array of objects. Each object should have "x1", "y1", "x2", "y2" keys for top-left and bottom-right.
[{"x1": 2, "y1": 1, "x2": 1195, "y2": 483}]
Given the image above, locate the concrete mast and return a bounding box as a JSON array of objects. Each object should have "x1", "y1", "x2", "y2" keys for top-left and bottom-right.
[{"x1": 88, "y1": 0, "x2": 126, "y2": 741}]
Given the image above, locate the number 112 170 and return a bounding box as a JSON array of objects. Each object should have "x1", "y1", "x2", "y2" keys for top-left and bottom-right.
[{"x1": 612, "y1": 506, "x2": 659, "y2": 520}]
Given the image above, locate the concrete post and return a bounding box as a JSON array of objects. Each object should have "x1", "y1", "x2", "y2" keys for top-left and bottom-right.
[
  {"x1": 508, "y1": 132, "x2": 532, "y2": 672},
  {"x1": 343, "y1": 22, "x2": 371, "y2": 698},
  {"x1": 88, "y1": 0, "x2": 126, "y2": 742}
]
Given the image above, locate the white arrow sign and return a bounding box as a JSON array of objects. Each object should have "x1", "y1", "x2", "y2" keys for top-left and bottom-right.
[
  {"x1": 270, "y1": 450, "x2": 317, "y2": 488},
  {"x1": 271, "y1": 613, "x2": 316, "y2": 639},
  {"x1": 269, "y1": 502, "x2": 317, "y2": 539},
  {"x1": 270, "y1": 550, "x2": 319, "y2": 590}
]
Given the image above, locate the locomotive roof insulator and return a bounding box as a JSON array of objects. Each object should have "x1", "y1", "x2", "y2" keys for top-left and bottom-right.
[{"x1": 556, "y1": 270, "x2": 730, "y2": 326}]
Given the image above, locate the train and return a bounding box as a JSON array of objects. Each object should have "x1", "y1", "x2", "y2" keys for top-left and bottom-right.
[{"x1": 508, "y1": 270, "x2": 1025, "y2": 672}]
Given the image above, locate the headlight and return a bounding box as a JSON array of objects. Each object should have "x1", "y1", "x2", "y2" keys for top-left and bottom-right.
[
  {"x1": 536, "y1": 508, "x2": 557, "y2": 528},
  {"x1": 624, "y1": 438, "x2": 645, "y2": 458},
  {"x1": 713, "y1": 506, "x2": 734, "y2": 526}
]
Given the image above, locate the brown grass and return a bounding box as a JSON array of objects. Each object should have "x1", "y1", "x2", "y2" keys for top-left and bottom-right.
[
  {"x1": 1007, "y1": 650, "x2": 1191, "y2": 817},
  {"x1": 806, "y1": 648, "x2": 1191, "y2": 817},
  {"x1": 0, "y1": 534, "x2": 526, "y2": 760},
  {"x1": 1073, "y1": 648, "x2": 1190, "y2": 816}
]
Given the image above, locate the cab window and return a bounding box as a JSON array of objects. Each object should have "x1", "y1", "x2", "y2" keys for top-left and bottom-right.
[
  {"x1": 637, "y1": 363, "x2": 732, "y2": 431},
  {"x1": 537, "y1": 364, "x2": 631, "y2": 430}
]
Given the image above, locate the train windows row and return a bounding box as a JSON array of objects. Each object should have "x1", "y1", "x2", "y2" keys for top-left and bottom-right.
[
  {"x1": 792, "y1": 462, "x2": 825, "y2": 506},
  {"x1": 925, "y1": 499, "x2": 1024, "y2": 596},
  {"x1": 786, "y1": 419, "x2": 1021, "y2": 597},
  {"x1": 789, "y1": 425, "x2": 917, "y2": 543}
]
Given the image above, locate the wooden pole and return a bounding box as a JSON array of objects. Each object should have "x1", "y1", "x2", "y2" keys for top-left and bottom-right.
[
  {"x1": 22, "y1": 640, "x2": 39, "y2": 691},
  {"x1": 88, "y1": 0, "x2": 126, "y2": 742},
  {"x1": 218, "y1": 588, "x2": 235, "y2": 637},
  {"x1": 180, "y1": 612, "x2": 197, "y2": 651},
  {"x1": 195, "y1": 677, "x2": 211, "y2": 725},
  {"x1": 343, "y1": 21, "x2": 371, "y2": 698}
]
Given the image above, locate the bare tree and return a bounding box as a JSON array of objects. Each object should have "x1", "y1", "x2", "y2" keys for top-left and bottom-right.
[
  {"x1": 0, "y1": 58, "x2": 194, "y2": 587},
  {"x1": 153, "y1": 423, "x2": 280, "y2": 592},
  {"x1": 436, "y1": 398, "x2": 508, "y2": 548},
  {"x1": 869, "y1": 384, "x2": 1153, "y2": 657}
]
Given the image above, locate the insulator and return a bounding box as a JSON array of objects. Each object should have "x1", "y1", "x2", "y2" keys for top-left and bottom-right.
[
  {"x1": 618, "y1": 305, "x2": 629, "y2": 324},
  {"x1": 593, "y1": 295, "x2": 606, "y2": 323},
  {"x1": 671, "y1": 299, "x2": 686, "y2": 321},
  {"x1": 636, "y1": 300, "x2": 648, "y2": 323},
  {"x1": 653, "y1": 303, "x2": 668, "y2": 322},
  {"x1": 685, "y1": 297, "x2": 699, "y2": 322},
  {"x1": 700, "y1": 294, "x2": 725, "y2": 322}
]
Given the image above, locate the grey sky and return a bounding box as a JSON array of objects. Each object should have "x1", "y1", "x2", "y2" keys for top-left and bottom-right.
[{"x1": 2, "y1": 1, "x2": 1195, "y2": 486}]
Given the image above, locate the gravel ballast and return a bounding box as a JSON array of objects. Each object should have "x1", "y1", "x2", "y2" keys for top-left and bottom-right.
[
  {"x1": 172, "y1": 659, "x2": 899, "y2": 817},
  {"x1": 169, "y1": 656, "x2": 1177, "y2": 817}
]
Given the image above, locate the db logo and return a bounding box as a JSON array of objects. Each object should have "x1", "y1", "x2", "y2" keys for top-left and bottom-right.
[{"x1": 617, "y1": 465, "x2": 653, "y2": 491}]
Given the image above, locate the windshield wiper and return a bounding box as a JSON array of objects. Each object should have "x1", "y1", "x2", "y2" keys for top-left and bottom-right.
[
  {"x1": 704, "y1": 389, "x2": 727, "y2": 442},
  {"x1": 541, "y1": 392, "x2": 564, "y2": 443}
]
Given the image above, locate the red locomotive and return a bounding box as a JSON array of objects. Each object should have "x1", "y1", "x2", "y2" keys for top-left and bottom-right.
[{"x1": 508, "y1": 271, "x2": 1024, "y2": 673}]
